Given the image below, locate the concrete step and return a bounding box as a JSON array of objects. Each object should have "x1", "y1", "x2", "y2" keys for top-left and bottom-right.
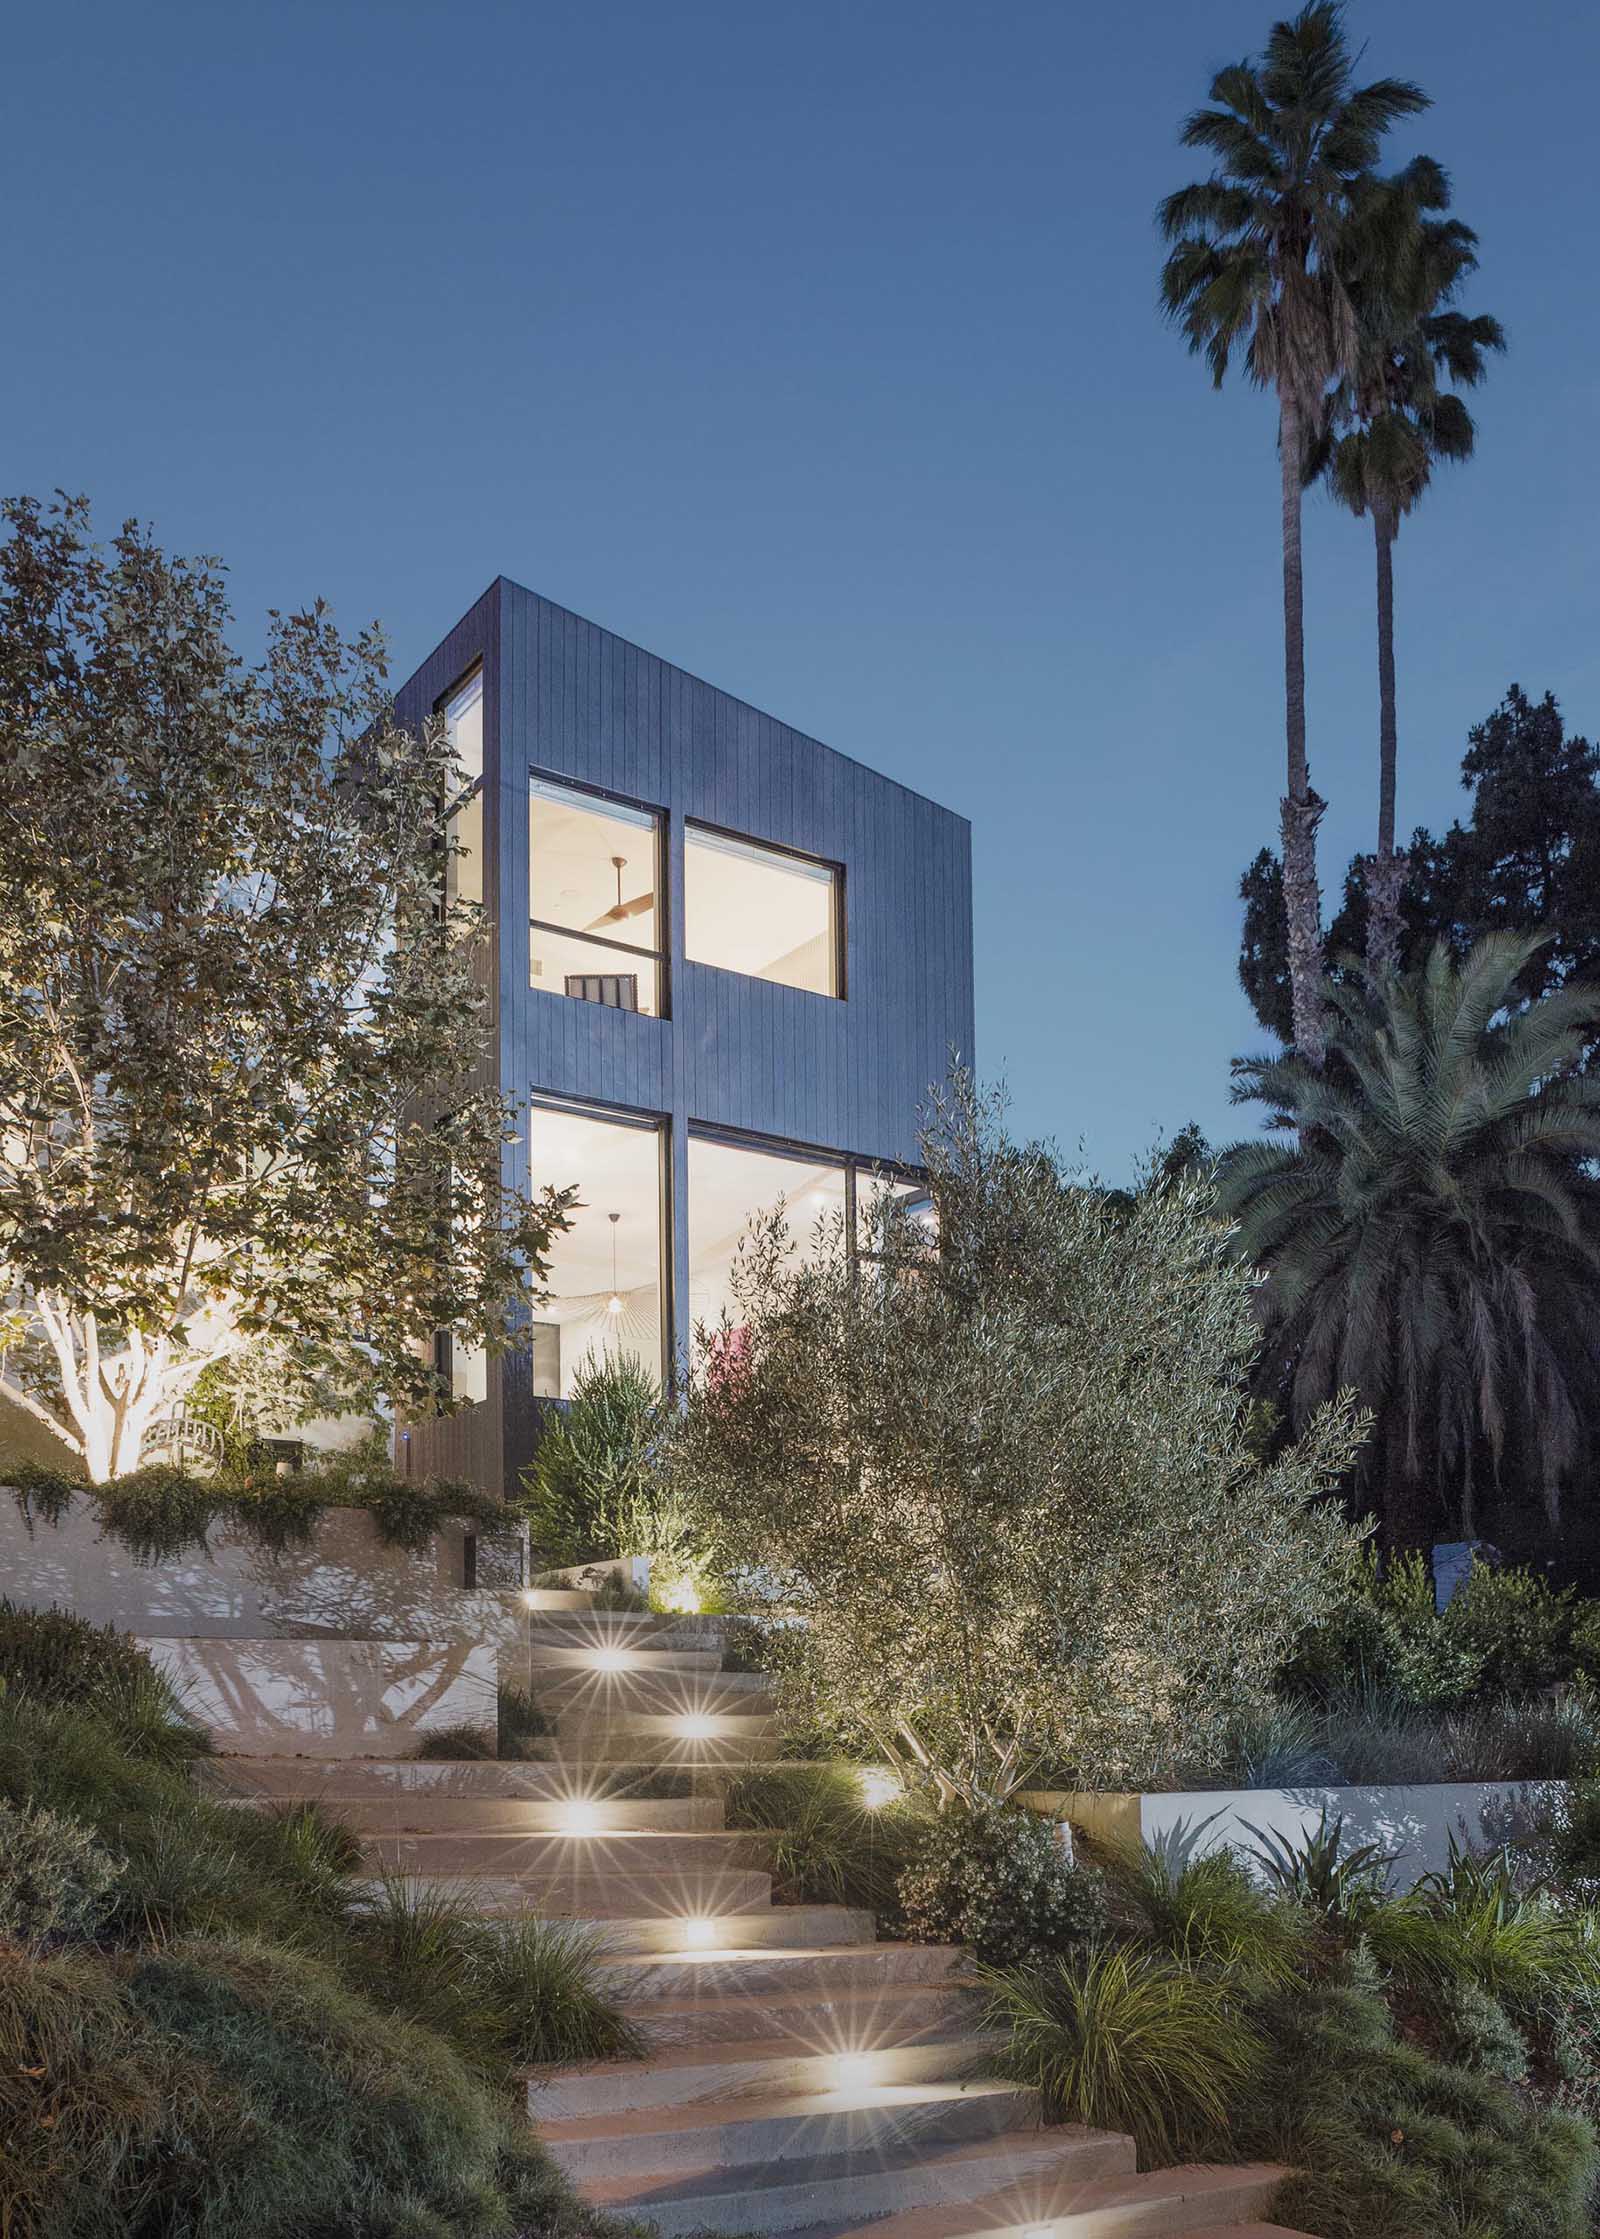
[
  {"x1": 584, "y1": 1908, "x2": 879, "y2": 1954},
  {"x1": 634, "y1": 1978, "x2": 979, "y2": 2049},
  {"x1": 580, "y1": 2122, "x2": 1131, "y2": 2237},
  {"x1": 1188, "y1": 2227, "x2": 1316, "y2": 2238},
  {"x1": 543, "y1": 2075, "x2": 1039, "y2": 2185},
  {"x1": 285, "y1": 1793, "x2": 724, "y2": 1834},
  {"x1": 527, "y1": 1643, "x2": 726, "y2": 1675},
  {"x1": 539, "y1": 1714, "x2": 780, "y2": 1764},
  {"x1": 360, "y1": 1828, "x2": 770, "y2": 1876},
  {"x1": 526, "y1": 2030, "x2": 1000, "y2": 2120},
  {"x1": 521, "y1": 1588, "x2": 598, "y2": 1611},
  {"x1": 532, "y1": 1669, "x2": 772, "y2": 1711},
  {"x1": 209, "y1": 1755, "x2": 712, "y2": 1802},
  {"x1": 601, "y1": 1938, "x2": 954, "y2": 1999},
  {"x1": 527, "y1": 1613, "x2": 729, "y2": 1651},
  {"x1": 804, "y1": 2161, "x2": 1291, "y2": 2239},
  {"x1": 379, "y1": 1869, "x2": 780, "y2": 1924}
]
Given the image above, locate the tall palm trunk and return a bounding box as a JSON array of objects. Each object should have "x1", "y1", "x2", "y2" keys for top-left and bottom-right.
[
  {"x1": 1366, "y1": 497, "x2": 1406, "y2": 974},
  {"x1": 1277, "y1": 387, "x2": 1327, "y2": 1065}
]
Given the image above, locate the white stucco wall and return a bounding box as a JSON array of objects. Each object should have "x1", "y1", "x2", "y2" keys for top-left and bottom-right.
[
  {"x1": 143, "y1": 1636, "x2": 498, "y2": 1757},
  {"x1": 0, "y1": 1491, "x2": 521, "y2": 1646}
]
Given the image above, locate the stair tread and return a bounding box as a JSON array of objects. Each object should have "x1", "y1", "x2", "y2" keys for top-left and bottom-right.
[
  {"x1": 523, "y1": 2027, "x2": 993, "y2": 2081},
  {"x1": 581, "y1": 2122, "x2": 1126, "y2": 2209},
  {"x1": 540, "y1": 2072, "x2": 1025, "y2": 2144},
  {"x1": 806, "y1": 2160, "x2": 1291, "y2": 2239},
  {"x1": 629, "y1": 1979, "x2": 976, "y2": 2026}
]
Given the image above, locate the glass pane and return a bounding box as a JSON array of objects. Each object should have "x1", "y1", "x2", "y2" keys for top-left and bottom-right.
[
  {"x1": 685, "y1": 829, "x2": 839, "y2": 996},
  {"x1": 452, "y1": 1335, "x2": 488, "y2": 1406},
  {"x1": 531, "y1": 1104, "x2": 665, "y2": 1398},
  {"x1": 857, "y1": 1174, "x2": 937, "y2": 1254},
  {"x1": 687, "y1": 1137, "x2": 847, "y2": 1353},
  {"x1": 530, "y1": 924, "x2": 661, "y2": 1017},
  {"x1": 441, "y1": 668, "x2": 484, "y2": 908},
  {"x1": 531, "y1": 778, "x2": 659, "y2": 953}
]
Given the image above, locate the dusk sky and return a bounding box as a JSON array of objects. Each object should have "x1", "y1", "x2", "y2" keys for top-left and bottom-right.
[{"x1": 6, "y1": 0, "x2": 1595, "y2": 1177}]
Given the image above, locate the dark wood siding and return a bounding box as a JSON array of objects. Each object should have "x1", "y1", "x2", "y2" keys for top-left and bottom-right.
[{"x1": 393, "y1": 576, "x2": 975, "y2": 1494}]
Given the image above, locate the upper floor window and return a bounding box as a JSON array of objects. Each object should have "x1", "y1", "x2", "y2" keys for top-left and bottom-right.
[
  {"x1": 529, "y1": 776, "x2": 664, "y2": 1017},
  {"x1": 684, "y1": 827, "x2": 841, "y2": 997},
  {"x1": 439, "y1": 667, "x2": 485, "y2": 909}
]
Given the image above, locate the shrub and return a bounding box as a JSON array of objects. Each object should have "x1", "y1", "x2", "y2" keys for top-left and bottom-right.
[
  {"x1": 1243, "y1": 1809, "x2": 1394, "y2": 1928},
  {"x1": 898, "y1": 1803, "x2": 1105, "y2": 1968},
  {"x1": 0, "y1": 1935, "x2": 584, "y2": 2239},
  {"x1": 347, "y1": 1873, "x2": 638, "y2": 2077},
  {"x1": 1449, "y1": 1564, "x2": 1576, "y2": 1695},
  {"x1": 982, "y1": 1943, "x2": 1264, "y2": 2162},
  {"x1": 0, "y1": 1600, "x2": 204, "y2": 1764},
  {"x1": 519, "y1": 1353, "x2": 671, "y2": 1570},
  {"x1": 1426, "y1": 1978, "x2": 1529, "y2": 2083},
  {"x1": 1367, "y1": 1845, "x2": 1600, "y2": 2016},
  {"x1": 1093, "y1": 1820, "x2": 1310, "y2": 1986},
  {"x1": 724, "y1": 1765, "x2": 923, "y2": 1915},
  {"x1": 0, "y1": 1800, "x2": 121, "y2": 1949},
  {"x1": 1241, "y1": 1977, "x2": 1595, "y2": 2239}
]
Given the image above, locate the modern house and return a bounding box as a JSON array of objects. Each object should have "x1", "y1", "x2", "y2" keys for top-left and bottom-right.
[{"x1": 394, "y1": 577, "x2": 974, "y2": 1497}]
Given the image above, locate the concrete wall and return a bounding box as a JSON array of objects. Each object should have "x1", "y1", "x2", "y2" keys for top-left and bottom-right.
[
  {"x1": 143, "y1": 1637, "x2": 498, "y2": 1757},
  {"x1": 0, "y1": 1491, "x2": 521, "y2": 1646},
  {"x1": 1028, "y1": 1779, "x2": 1561, "y2": 1891}
]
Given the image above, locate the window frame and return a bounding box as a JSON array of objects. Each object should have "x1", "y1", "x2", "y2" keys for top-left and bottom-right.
[
  {"x1": 527, "y1": 1091, "x2": 674, "y2": 1390},
  {"x1": 527, "y1": 768, "x2": 669, "y2": 1020},
  {"x1": 682, "y1": 818, "x2": 846, "y2": 1000}
]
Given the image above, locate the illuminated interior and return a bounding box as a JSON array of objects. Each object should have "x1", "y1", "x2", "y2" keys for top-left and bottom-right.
[
  {"x1": 687, "y1": 1136, "x2": 847, "y2": 1349},
  {"x1": 530, "y1": 778, "x2": 663, "y2": 1015},
  {"x1": 684, "y1": 827, "x2": 839, "y2": 996},
  {"x1": 440, "y1": 667, "x2": 484, "y2": 910},
  {"x1": 530, "y1": 1102, "x2": 665, "y2": 1397}
]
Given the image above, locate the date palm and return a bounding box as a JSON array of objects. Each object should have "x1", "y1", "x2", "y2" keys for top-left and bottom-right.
[
  {"x1": 1160, "y1": 3, "x2": 1427, "y2": 1065},
  {"x1": 1220, "y1": 933, "x2": 1600, "y2": 1548},
  {"x1": 1317, "y1": 173, "x2": 1505, "y2": 972}
]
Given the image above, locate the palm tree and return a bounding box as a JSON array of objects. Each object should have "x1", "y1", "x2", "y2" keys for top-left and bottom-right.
[
  {"x1": 1316, "y1": 170, "x2": 1505, "y2": 973},
  {"x1": 1220, "y1": 933, "x2": 1600, "y2": 1549},
  {"x1": 1160, "y1": 3, "x2": 1428, "y2": 1067}
]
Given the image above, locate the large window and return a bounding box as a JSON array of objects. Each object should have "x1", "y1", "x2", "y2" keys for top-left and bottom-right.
[
  {"x1": 684, "y1": 827, "x2": 841, "y2": 997},
  {"x1": 530, "y1": 778, "x2": 664, "y2": 1016},
  {"x1": 530, "y1": 1102, "x2": 666, "y2": 1397},
  {"x1": 440, "y1": 668, "x2": 485, "y2": 909},
  {"x1": 687, "y1": 1136, "x2": 847, "y2": 1348}
]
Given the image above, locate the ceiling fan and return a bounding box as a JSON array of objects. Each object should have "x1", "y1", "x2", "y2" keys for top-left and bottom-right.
[{"x1": 586, "y1": 855, "x2": 654, "y2": 930}]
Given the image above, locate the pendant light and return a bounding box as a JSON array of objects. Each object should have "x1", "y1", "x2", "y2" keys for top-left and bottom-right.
[{"x1": 606, "y1": 1213, "x2": 623, "y2": 1315}]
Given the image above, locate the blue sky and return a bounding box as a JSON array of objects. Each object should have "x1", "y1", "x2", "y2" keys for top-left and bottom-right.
[{"x1": 5, "y1": 0, "x2": 1596, "y2": 1177}]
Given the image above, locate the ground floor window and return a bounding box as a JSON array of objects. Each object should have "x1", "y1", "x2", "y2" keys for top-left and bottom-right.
[
  {"x1": 529, "y1": 1100, "x2": 666, "y2": 1397},
  {"x1": 686, "y1": 1134, "x2": 849, "y2": 1354}
]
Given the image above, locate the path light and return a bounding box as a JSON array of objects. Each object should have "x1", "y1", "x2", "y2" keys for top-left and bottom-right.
[
  {"x1": 560, "y1": 1801, "x2": 602, "y2": 1836},
  {"x1": 682, "y1": 1917, "x2": 718, "y2": 1949},
  {"x1": 831, "y1": 2052, "x2": 876, "y2": 2090},
  {"x1": 858, "y1": 1768, "x2": 901, "y2": 1811},
  {"x1": 659, "y1": 1578, "x2": 702, "y2": 1615},
  {"x1": 678, "y1": 1712, "x2": 716, "y2": 1741},
  {"x1": 591, "y1": 1647, "x2": 630, "y2": 1673}
]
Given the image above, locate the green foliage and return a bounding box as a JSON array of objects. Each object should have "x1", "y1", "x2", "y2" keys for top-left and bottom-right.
[
  {"x1": 1092, "y1": 1822, "x2": 1310, "y2": 1987},
  {"x1": 0, "y1": 1935, "x2": 586, "y2": 2239},
  {"x1": 0, "y1": 1801, "x2": 121, "y2": 1949},
  {"x1": 4, "y1": 1455, "x2": 513, "y2": 1565},
  {"x1": 1426, "y1": 1978, "x2": 1530, "y2": 2084},
  {"x1": 0, "y1": 1598, "x2": 206, "y2": 1764},
  {"x1": 897, "y1": 1803, "x2": 1106, "y2": 1970},
  {"x1": 1241, "y1": 685, "x2": 1600, "y2": 1050},
  {"x1": 723, "y1": 1765, "x2": 923, "y2": 1916},
  {"x1": 518, "y1": 1352, "x2": 685, "y2": 1572},
  {"x1": 1367, "y1": 1845, "x2": 1600, "y2": 2017},
  {"x1": 1243, "y1": 1977, "x2": 1595, "y2": 2239},
  {"x1": 982, "y1": 1942, "x2": 1263, "y2": 2164},
  {"x1": 0, "y1": 492, "x2": 573, "y2": 1482},
  {"x1": 669, "y1": 1074, "x2": 1363, "y2": 1803},
  {"x1": 347, "y1": 1873, "x2": 640, "y2": 2075},
  {"x1": 1224, "y1": 935, "x2": 1600, "y2": 1546},
  {"x1": 409, "y1": 1685, "x2": 550, "y2": 1764},
  {"x1": 1244, "y1": 1810, "x2": 1395, "y2": 1928}
]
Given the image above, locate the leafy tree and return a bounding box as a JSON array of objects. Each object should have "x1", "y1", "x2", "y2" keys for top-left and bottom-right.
[
  {"x1": 667, "y1": 1076, "x2": 1362, "y2": 1806},
  {"x1": 1314, "y1": 168, "x2": 1504, "y2": 970},
  {"x1": 1160, "y1": 2, "x2": 1428, "y2": 1065},
  {"x1": 1241, "y1": 685, "x2": 1600, "y2": 1042},
  {"x1": 1221, "y1": 934, "x2": 1600, "y2": 1550},
  {"x1": 0, "y1": 495, "x2": 571, "y2": 1479}
]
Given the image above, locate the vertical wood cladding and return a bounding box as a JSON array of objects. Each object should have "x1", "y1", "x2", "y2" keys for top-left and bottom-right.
[{"x1": 393, "y1": 576, "x2": 975, "y2": 1490}]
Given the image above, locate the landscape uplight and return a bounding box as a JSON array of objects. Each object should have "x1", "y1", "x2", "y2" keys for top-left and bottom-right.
[{"x1": 858, "y1": 1768, "x2": 902, "y2": 1811}]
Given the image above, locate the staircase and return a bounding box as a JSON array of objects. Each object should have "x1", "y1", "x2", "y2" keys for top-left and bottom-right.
[{"x1": 218, "y1": 1586, "x2": 1313, "y2": 2239}]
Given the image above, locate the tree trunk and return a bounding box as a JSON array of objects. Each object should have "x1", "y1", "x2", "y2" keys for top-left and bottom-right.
[
  {"x1": 1277, "y1": 389, "x2": 1326, "y2": 1065},
  {"x1": 1365, "y1": 500, "x2": 1407, "y2": 976}
]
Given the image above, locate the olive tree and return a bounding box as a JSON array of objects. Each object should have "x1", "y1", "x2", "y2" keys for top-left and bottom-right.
[
  {"x1": 0, "y1": 495, "x2": 570, "y2": 1479},
  {"x1": 667, "y1": 1078, "x2": 1365, "y2": 1803}
]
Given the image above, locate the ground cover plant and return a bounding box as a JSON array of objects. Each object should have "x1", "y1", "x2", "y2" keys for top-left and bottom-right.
[
  {"x1": 0, "y1": 1610, "x2": 635, "y2": 2238},
  {"x1": 979, "y1": 1812, "x2": 1600, "y2": 2239}
]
